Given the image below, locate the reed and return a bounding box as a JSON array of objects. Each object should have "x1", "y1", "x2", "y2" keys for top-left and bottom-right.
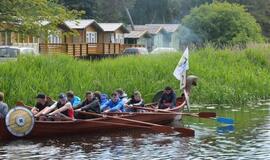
[{"x1": 1, "y1": 45, "x2": 270, "y2": 107}]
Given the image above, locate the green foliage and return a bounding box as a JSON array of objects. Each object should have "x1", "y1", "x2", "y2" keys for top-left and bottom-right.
[
  {"x1": 0, "y1": 0, "x2": 82, "y2": 36},
  {"x1": 1, "y1": 45, "x2": 270, "y2": 107},
  {"x1": 180, "y1": 2, "x2": 264, "y2": 46}
]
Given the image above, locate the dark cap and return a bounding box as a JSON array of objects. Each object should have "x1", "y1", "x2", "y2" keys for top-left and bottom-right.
[
  {"x1": 66, "y1": 91, "x2": 74, "y2": 98},
  {"x1": 36, "y1": 93, "x2": 46, "y2": 99},
  {"x1": 58, "y1": 93, "x2": 67, "y2": 99}
]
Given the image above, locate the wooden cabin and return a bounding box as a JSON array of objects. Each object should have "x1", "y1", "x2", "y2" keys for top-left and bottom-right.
[
  {"x1": 98, "y1": 23, "x2": 129, "y2": 44},
  {"x1": 63, "y1": 19, "x2": 103, "y2": 44},
  {"x1": 146, "y1": 24, "x2": 181, "y2": 50},
  {"x1": 0, "y1": 31, "x2": 39, "y2": 45},
  {"x1": 130, "y1": 25, "x2": 166, "y2": 51},
  {"x1": 124, "y1": 30, "x2": 151, "y2": 49}
]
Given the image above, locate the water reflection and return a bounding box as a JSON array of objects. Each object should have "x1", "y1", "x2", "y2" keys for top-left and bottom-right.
[{"x1": 0, "y1": 103, "x2": 269, "y2": 159}]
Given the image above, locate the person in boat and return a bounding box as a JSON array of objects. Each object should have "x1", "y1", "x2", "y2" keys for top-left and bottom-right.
[
  {"x1": 185, "y1": 75, "x2": 198, "y2": 96},
  {"x1": 158, "y1": 86, "x2": 176, "y2": 110},
  {"x1": 31, "y1": 93, "x2": 55, "y2": 115},
  {"x1": 66, "y1": 91, "x2": 81, "y2": 108},
  {"x1": 36, "y1": 93, "x2": 74, "y2": 120},
  {"x1": 0, "y1": 92, "x2": 8, "y2": 118},
  {"x1": 100, "y1": 92, "x2": 125, "y2": 113},
  {"x1": 116, "y1": 88, "x2": 128, "y2": 104},
  {"x1": 94, "y1": 91, "x2": 108, "y2": 106},
  {"x1": 125, "y1": 91, "x2": 145, "y2": 112},
  {"x1": 75, "y1": 91, "x2": 101, "y2": 113},
  {"x1": 47, "y1": 93, "x2": 74, "y2": 119}
]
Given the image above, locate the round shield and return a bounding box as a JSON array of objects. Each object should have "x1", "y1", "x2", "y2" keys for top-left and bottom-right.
[{"x1": 5, "y1": 106, "x2": 35, "y2": 137}]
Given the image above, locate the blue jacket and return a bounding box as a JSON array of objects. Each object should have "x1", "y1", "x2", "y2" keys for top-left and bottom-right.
[
  {"x1": 70, "y1": 96, "x2": 81, "y2": 108},
  {"x1": 100, "y1": 99, "x2": 125, "y2": 112}
]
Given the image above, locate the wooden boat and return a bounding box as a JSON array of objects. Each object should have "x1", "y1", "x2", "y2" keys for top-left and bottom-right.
[{"x1": 0, "y1": 96, "x2": 186, "y2": 140}]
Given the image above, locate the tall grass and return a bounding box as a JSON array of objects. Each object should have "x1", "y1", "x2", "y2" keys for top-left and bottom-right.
[{"x1": 1, "y1": 45, "x2": 270, "y2": 107}]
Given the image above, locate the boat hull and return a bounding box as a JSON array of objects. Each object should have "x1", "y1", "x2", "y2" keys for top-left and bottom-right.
[{"x1": 0, "y1": 96, "x2": 185, "y2": 140}]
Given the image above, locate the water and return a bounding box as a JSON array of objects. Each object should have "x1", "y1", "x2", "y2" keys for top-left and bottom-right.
[{"x1": 0, "y1": 102, "x2": 269, "y2": 160}]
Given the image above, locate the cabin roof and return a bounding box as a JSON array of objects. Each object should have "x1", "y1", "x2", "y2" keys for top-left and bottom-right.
[
  {"x1": 146, "y1": 24, "x2": 180, "y2": 33},
  {"x1": 99, "y1": 23, "x2": 129, "y2": 33},
  {"x1": 124, "y1": 30, "x2": 151, "y2": 39},
  {"x1": 64, "y1": 19, "x2": 99, "y2": 29},
  {"x1": 131, "y1": 25, "x2": 165, "y2": 34}
]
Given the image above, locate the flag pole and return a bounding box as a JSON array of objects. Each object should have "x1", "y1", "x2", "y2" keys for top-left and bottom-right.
[{"x1": 173, "y1": 47, "x2": 190, "y2": 112}]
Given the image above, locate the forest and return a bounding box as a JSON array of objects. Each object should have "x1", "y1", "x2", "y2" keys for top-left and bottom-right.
[{"x1": 59, "y1": 0, "x2": 270, "y2": 38}]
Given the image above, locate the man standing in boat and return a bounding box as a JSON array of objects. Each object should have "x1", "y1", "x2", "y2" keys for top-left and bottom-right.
[
  {"x1": 0, "y1": 92, "x2": 8, "y2": 118},
  {"x1": 158, "y1": 86, "x2": 177, "y2": 110},
  {"x1": 101, "y1": 92, "x2": 125, "y2": 112}
]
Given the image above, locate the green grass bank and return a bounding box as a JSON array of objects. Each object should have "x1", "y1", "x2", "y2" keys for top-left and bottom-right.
[{"x1": 1, "y1": 45, "x2": 270, "y2": 107}]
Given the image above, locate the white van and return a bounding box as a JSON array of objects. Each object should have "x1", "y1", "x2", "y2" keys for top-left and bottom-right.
[{"x1": 0, "y1": 46, "x2": 37, "y2": 61}]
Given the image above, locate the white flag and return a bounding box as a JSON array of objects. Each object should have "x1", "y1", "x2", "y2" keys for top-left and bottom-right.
[{"x1": 173, "y1": 47, "x2": 189, "y2": 89}]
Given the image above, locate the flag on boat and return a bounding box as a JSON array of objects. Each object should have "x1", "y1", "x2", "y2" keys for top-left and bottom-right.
[{"x1": 173, "y1": 47, "x2": 189, "y2": 89}]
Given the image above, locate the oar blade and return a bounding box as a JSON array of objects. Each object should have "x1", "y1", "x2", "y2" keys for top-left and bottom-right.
[
  {"x1": 174, "y1": 127, "x2": 195, "y2": 137},
  {"x1": 151, "y1": 126, "x2": 174, "y2": 133},
  {"x1": 216, "y1": 117, "x2": 234, "y2": 124},
  {"x1": 198, "y1": 112, "x2": 217, "y2": 118}
]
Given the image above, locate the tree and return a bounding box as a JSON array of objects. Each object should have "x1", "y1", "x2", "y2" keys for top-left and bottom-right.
[
  {"x1": 95, "y1": 0, "x2": 136, "y2": 23},
  {"x1": 180, "y1": 2, "x2": 264, "y2": 46},
  {"x1": 0, "y1": 0, "x2": 81, "y2": 36},
  {"x1": 218, "y1": 0, "x2": 270, "y2": 38},
  {"x1": 59, "y1": 0, "x2": 96, "y2": 19}
]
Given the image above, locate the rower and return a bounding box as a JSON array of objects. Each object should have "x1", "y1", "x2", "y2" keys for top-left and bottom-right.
[
  {"x1": 36, "y1": 93, "x2": 74, "y2": 120},
  {"x1": 94, "y1": 91, "x2": 108, "y2": 106},
  {"x1": 0, "y1": 92, "x2": 8, "y2": 118},
  {"x1": 31, "y1": 93, "x2": 55, "y2": 115},
  {"x1": 66, "y1": 91, "x2": 81, "y2": 108},
  {"x1": 158, "y1": 86, "x2": 176, "y2": 110},
  {"x1": 75, "y1": 91, "x2": 101, "y2": 113},
  {"x1": 125, "y1": 91, "x2": 145, "y2": 112},
  {"x1": 100, "y1": 92, "x2": 125, "y2": 113},
  {"x1": 48, "y1": 93, "x2": 74, "y2": 119},
  {"x1": 116, "y1": 88, "x2": 128, "y2": 104}
]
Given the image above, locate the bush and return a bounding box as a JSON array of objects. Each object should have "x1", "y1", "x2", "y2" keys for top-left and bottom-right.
[{"x1": 180, "y1": 2, "x2": 264, "y2": 47}]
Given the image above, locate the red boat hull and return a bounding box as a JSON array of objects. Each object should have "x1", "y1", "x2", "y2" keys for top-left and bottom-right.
[{"x1": 0, "y1": 96, "x2": 186, "y2": 140}]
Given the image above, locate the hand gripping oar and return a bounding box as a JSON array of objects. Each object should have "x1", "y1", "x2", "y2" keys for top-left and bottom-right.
[{"x1": 77, "y1": 111, "x2": 195, "y2": 137}]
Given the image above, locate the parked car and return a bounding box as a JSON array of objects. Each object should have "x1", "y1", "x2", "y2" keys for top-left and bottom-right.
[
  {"x1": 151, "y1": 47, "x2": 178, "y2": 54},
  {"x1": 122, "y1": 47, "x2": 149, "y2": 55},
  {"x1": 0, "y1": 46, "x2": 37, "y2": 61}
]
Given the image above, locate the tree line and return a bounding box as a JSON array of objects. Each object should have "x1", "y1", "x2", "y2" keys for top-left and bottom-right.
[{"x1": 59, "y1": 0, "x2": 270, "y2": 38}]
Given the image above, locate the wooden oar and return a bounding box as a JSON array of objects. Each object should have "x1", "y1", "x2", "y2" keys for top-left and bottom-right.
[
  {"x1": 103, "y1": 111, "x2": 216, "y2": 118},
  {"x1": 132, "y1": 106, "x2": 234, "y2": 124},
  {"x1": 132, "y1": 106, "x2": 216, "y2": 118},
  {"x1": 77, "y1": 111, "x2": 195, "y2": 137}
]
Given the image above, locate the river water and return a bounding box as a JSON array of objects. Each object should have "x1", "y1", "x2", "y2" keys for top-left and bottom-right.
[{"x1": 0, "y1": 101, "x2": 269, "y2": 160}]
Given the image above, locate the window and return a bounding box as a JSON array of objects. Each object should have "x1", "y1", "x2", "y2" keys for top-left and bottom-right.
[
  {"x1": 86, "y1": 32, "x2": 97, "y2": 43},
  {"x1": 115, "y1": 33, "x2": 124, "y2": 44},
  {"x1": 48, "y1": 34, "x2": 62, "y2": 44}
]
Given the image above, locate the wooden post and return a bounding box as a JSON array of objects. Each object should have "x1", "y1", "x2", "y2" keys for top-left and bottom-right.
[
  {"x1": 102, "y1": 43, "x2": 104, "y2": 54},
  {"x1": 108, "y1": 43, "x2": 111, "y2": 54},
  {"x1": 73, "y1": 44, "x2": 75, "y2": 57},
  {"x1": 80, "y1": 44, "x2": 82, "y2": 57},
  {"x1": 66, "y1": 44, "x2": 68, "y2": 53},
  {"x1": 86, "y1": 43, "x2": 89, "y2": 55}
]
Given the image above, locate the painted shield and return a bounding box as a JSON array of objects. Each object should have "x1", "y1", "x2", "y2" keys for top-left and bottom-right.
[{"x1": 5, "y1": 106, "x2": 35, "y2": 137}]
